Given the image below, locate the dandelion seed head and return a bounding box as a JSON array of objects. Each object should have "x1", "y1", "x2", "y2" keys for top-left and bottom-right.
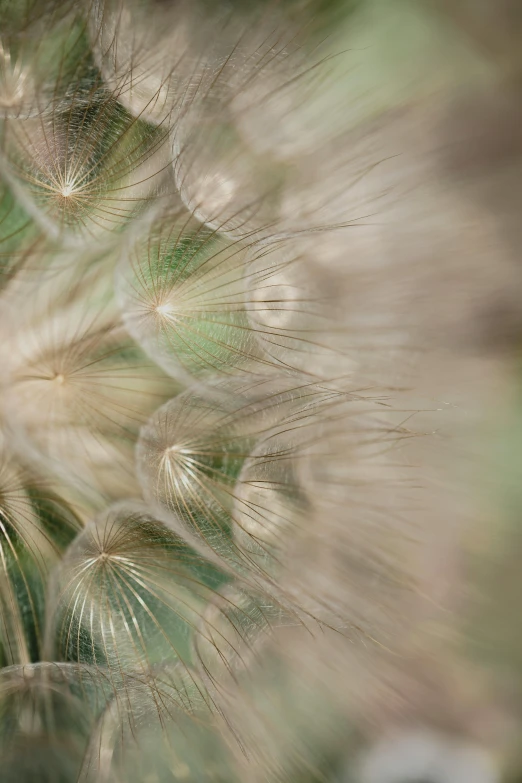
[{"x1": 0, "y1": 0, "x2": 517, "y2": 778}]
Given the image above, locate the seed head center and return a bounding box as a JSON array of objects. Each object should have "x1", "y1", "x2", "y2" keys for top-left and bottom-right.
[
  {"x1": 60, "y1": 184, "x2": 75, "y2": 198},
  {"x1": 156, "y1": 302, "x2": 174, "y2": 316}
]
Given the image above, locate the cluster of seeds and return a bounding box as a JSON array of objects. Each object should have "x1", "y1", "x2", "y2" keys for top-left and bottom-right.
[{"x1": 1, "y1": 1, "x2": 522, "y2": 781}]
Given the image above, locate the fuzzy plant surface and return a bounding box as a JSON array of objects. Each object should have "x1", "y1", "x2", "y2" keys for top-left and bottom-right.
[{"x1": 0, "y1": 0, "x2": 522, "y2": 782}]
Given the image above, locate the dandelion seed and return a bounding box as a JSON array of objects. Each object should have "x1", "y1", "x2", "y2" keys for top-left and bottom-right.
[
  {"x1": 47, "y1": 502, "x2": 227, "y2": 690},
  {"x1": 136, "y1": 374, "x2": 350, "y2": 595},
  {"x1": 136, "y1": 385, "x2": 252, "y2": 564},
  {"x1": 4, "y1": 64, "x2": 172, "y2": 242},
  {"x1": 116, "y1": 207, "x2": 263, "y2": 384},
  {"x1": 117, "y1": 205, "x2": 364, "y2": 386},
  {"x1": 1, "y1": 259, "x2": 177, "y2": 501}
]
